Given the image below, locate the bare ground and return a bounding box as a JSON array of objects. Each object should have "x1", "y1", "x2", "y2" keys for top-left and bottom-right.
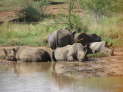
[
  {"x1": 0, "y1": 46, "x2": 123, "y2": 77},
  {"x1": 53, "y1": 47, "x2": 123, "y2": 77},
  {"x1": 0, "y1": 3, "x2": 84, "y2": 23}
]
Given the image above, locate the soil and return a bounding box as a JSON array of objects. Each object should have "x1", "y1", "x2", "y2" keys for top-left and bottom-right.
[
  {"x1": 45, "y1": 3, "x2": 84, "y2": 16},
  {"x1": 0, "y1": 3, "x2": 84, "y2": 23},
  {"x1": 0, "y1": 46, "x2": 123, "y2": 77},
  {"x1": 0, "y1": 2, "x2": 123, "y2": 77},
  {"x1": 0, "y1": 9, "x2": 20, "y2": 23},
  {"x1": 53, "y1": 47, "x2": 123, "y2": 77}
]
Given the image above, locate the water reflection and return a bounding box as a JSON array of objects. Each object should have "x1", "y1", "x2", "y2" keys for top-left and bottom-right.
[{"x1": 0, "y1": 62, "x2": 123, "y2": 92}]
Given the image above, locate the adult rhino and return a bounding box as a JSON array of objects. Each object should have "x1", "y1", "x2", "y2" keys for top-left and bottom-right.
[
  {"x1": 74, "y1": 33, "x2": 101, "y2": 45},
  {"x1": 89, "y1": 41, "x2": 114, "y2": 56},
  {"x1": 3, "y1": 47, "x2": 51, "y2": 62},
  {"x1": 48, "y1": 29, "x2": 75, "y2": 49},
  {"x1": 52, "y1": 43, "x2": 87, "y2": 62}
]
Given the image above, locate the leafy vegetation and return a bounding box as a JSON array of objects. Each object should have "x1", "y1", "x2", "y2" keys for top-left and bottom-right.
[
  {"x1": 79, "y1": 0, "x2": 123, "y2": 21},
  {"x1": 0, "y1": 0, "x2": 122, "y2": 46}
]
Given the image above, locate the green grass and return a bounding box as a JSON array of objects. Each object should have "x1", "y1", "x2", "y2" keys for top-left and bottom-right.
[
  {"x1": 0, "y1": 0, "x2": 26, "y2": 11},
  {"x1": 87, "y1": 53, "x2": 109, "y2": 58},
  {"x1": 0, "y1": 0, "x2": 123, "y2": 47},
  {"x1": 0, "y1": 14, "x2": 123, "y2": 46},
  {"x1": 49, "y1": 0, "x2": 66, "y2": 2},
  {"x1": 0, "y1": 18, "x2": 67, "y2": 46},
  {"x1": 0, "y1": 0, "x2": 66, "y2": 11},
  {"x1": 76, "y1": 14, "x2": 123, "y2": 46}
]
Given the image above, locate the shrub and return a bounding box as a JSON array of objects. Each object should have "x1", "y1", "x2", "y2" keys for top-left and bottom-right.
[
  {"x1": 68, "y1": 14, "x2": 88, "y2": 32},
  {"x1": 19, "y1": 0, "x2": 48, "y2": 22}
]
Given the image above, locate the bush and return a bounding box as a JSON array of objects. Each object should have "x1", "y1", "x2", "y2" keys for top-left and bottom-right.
[
  {"x1": 19, "y1": 0, "x2": 48, "y2": 22},
  {"x1": 65, "y1": 14, "x2": 88, "y2": 32}
]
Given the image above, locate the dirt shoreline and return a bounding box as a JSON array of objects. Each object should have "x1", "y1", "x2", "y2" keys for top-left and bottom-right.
[{"x1": 0, "y1": 46, "x2": 123, "y2": 77}]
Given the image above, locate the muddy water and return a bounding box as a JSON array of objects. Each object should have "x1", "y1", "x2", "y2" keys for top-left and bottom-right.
[
  {"x1": 0, "y1": 47, "x2": 123, "y2": 92},
  {"x1": 0, "y1": 62, "x2": 123, "y2": 92}
]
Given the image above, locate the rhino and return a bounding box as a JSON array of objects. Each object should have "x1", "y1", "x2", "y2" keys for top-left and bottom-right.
[
  {"x1": 48, "y1": 29, "x2": 75, "y2": 49},
  {"x1": 52, "y1": 43, "x2": 87, "y2": 62},
  {"x1": 74, "y1": 33, "x2": 101, "y2": 45},
  {"x1": 3, "y1": 47, "x2": 51, "y2": 62},
  {"x1": 89, "y1": 41, "x2": 114, "y2": 56}
]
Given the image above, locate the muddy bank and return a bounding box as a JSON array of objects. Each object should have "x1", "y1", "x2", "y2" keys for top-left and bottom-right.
[
  {"x1": 53, "y1": 47, "x2": 123, "y2": 78},
  {"x1": 0, "y1": 46, "x2": 123, "y2": 77}
]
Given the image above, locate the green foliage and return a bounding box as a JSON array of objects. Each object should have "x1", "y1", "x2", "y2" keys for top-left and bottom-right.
[
  {"x1": 79, "y1": 0, "x2": 123, "y2": 21},
  {"x1": 0, "y1": 0, "x2": 25, "y2": 11},
  {"x1": 66, "y1": 14, "x2": 88, "y2": 32},
  {"x1": 87, "y1": 52, "x2": 108, "y2": 58},
  {"x1": 67, "y1": 0, "x2": 75, "y2": 30},
  {"x1": 19, "y1": 0, "x2": 48, "y2": 21},
  {"x1": 0, "y1": 19, "x2": 66, "y2": 46}
]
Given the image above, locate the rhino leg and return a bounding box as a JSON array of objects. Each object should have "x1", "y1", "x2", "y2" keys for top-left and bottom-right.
[{"x1": 67, "y1": 55, "x2": 74, "y2": 61}]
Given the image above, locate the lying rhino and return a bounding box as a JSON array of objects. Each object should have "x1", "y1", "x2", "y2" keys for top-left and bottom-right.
[
  {"x1": 53, "y1": 43, "x2": 87, "y2": 62},
  {"x1": 74, "y1": 33, "x2": 101, "y2": 45},
  {"x1": 48, "y1": 29, "x2": 75, "y2": 49},
  {"x1": 89, "y1": 41, "x2": 114, "y2": 56},
  {"x1": 3, "y1": 47, "x2": 51, "y2": 62}
]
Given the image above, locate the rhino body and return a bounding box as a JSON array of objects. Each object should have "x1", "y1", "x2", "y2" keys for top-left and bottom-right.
[
  {"x1": 3, "y1": 47, "x2": 51, "y2": 62},
  {"x1": 89, "y1": 41, "x2": 114, "y2": 56},
  {"x1": 48, "y1": 29, "x2": 74, "y2": 49},
  {"x1": 74, "y1": 33, "x2": 101, "y2": 45},
  {"x1": 53, "y1": 43, "x2": 87, "y2": 62}
]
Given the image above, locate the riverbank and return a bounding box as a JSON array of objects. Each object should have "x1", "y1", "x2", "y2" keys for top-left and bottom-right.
[{"x1": 0, "y1": 47, "x2": 123, "y2": 77}]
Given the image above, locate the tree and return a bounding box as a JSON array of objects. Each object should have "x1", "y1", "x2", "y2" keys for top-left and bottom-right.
[{"x1": 67, "y1": 0, "x2": 75, "y2": 30}]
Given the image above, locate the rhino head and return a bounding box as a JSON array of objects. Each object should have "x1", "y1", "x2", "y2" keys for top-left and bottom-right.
[{"x1": 3, "y1": 47, "x2": 19, "y2": 61}]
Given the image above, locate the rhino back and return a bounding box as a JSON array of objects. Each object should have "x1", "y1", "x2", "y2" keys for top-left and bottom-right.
[
  {"x1": 48, "y1": 29, "x2": 73, "y2": 49},
  {"x1": 57, "y1": 29, "x2": 73, "y2": 47},
  {"x1": 90, "y1": 41, "x2": 106, "y2": 53},
  {"x1": 73, "y1": 43, "x2": 86, "y2": 61},
  {"x1": 54, "y1": 45, "x2": 72, "y2": 61},
  {"x1": 16, "y1": 47, "x2": 51, "y2": 62}
]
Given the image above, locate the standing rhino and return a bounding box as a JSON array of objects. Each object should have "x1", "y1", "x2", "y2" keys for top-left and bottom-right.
[
  {"x1": 74, "y1": 33, "x2": 101, "y2": 45},
  {"x1": 89, "y1": 41, "x2": 114, "y2": 56},
  {"x1": 48, "y1": 29, "x2": 75, "y2": 49},
  {"x1": 53, "y1": 43, "x2": 87, "y2": 62},
  {"x1": 3, "y1": 47, "x2": 51, "y2": 62}
]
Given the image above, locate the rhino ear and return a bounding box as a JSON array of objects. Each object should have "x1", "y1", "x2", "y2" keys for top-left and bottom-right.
[
  {"x1": 12, "y1": 47, "x2": 19, "y2": 53},
  {"x1": 105, "y1": 41, "x2": 113, "y2": 48},
  {"x1": 3, "y1": 48, "x2": 7, "y2": 56}
]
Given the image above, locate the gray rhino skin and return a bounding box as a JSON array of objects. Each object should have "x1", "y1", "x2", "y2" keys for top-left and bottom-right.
[
  {"x1": 89, "y1": 41, "x2": 114, "y2": 56},
  {"x1": 53, "y1": 43, "x2": 87, "y2": 62},
  {"x1": 3, "y1": 47, "x2": 51, "y2": 62},
  {"x1": 74, "y1": 33, "x2": 101, "y2": 45},
  {"x1": 48, "y1": 29, "x2": 75, "y2": 49}
]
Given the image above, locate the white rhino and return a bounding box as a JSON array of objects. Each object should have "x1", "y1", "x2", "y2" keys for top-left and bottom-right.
[
  {"x1": 3, "y1": 47, "x2": 51, "y2": 62},
  {"x1": 89, "y1": 41, "x2": 114, "y2": 56},
  {"x1": 48, "y1": 29, "x2": 75, "y2": 49},
  {"x1": 53, "y1": 43, "x2": 87, "y2": 62}
]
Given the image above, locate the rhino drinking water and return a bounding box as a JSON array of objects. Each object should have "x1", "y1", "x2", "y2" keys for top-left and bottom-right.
[
  {"x1": 3, "y1": 47, "x2": 51, "y2": 62},
  {"x1": 52, "y1": 43, "x2": 87, "y2": 62},
  {"x1": 89, "y1": 41, "x2": 114, "y2": 56}
]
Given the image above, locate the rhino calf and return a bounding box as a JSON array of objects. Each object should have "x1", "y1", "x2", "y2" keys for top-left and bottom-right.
[
  {"x1": 53, "y1": 43, "x2": 87, "y2": 62},
  {"x1": 3, "y1": 47, "x2": 51, "y2": 62},
  {"x1": 89, "y1": 41, "x2": 114, "y2": 56}
]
